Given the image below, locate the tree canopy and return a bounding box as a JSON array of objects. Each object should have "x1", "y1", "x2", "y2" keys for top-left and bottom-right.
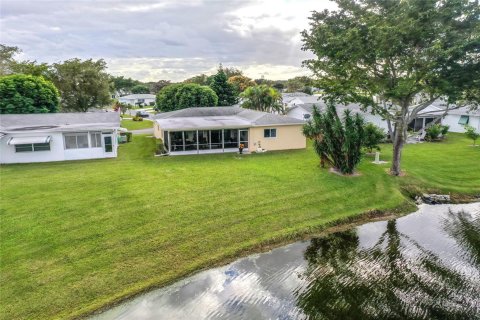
[
  {"x1": 51, "y1": 58, "x2": 112, "y2": 112},
  {"x1": 228, "y1": 75, "x2": 256, "y2": 93},
  {"x1": 240, "y1": 85, "x2": 283, "y2": 113},
  {"x1": 131, "y1": 84, "x2": 150, "y2": 94},
  {"x1": 302, "y1": 0, "x2": 480, "y2": 175},
  {"x1": 111, "y1": 76, "x2": 141, "y2": 95},
  {"x1": 0, "y1": 74, "x2": 59, "y2": 114},
  {"x1": 156, "y1": 83, "x2": 218, "y2": 112},
  {"x1": 209, "y1": 67, "x2": 237, "y2": 106}
]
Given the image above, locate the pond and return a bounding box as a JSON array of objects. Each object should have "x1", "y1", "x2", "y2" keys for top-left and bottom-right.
[{"x1": 93, "y1": 203, "x2": 480, "y2": 320}]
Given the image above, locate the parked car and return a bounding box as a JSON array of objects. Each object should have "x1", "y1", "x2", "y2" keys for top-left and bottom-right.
[{"x1": 136, "y1": 111, "x2": 149, "y2": 118}]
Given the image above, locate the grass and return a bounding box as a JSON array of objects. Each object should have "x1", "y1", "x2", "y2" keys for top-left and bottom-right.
[
  {"x1": 0, "y1": 133, "x2": 478, "y2": 319},
  {"x1": 120, "y1": 119, "x2": 153, "y2": 130}
]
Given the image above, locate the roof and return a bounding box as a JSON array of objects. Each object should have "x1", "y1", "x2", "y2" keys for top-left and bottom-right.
[
  {"x1": 119, "y1": 94, "x2": 156, "y2": 99},
  {"x1": 0, "y1": 112, "x2": 120, "y2": 133},
  {"x1": 154, "y1": 107, "x2": 304, "y2": 131},
  {"x1": 282, "y1": 93, "x2": 322, "y2": 104}
]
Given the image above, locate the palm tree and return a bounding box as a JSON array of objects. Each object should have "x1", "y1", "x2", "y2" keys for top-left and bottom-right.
[{"x1": 240, "y1": 85, "x2": 284, "y2": 114}]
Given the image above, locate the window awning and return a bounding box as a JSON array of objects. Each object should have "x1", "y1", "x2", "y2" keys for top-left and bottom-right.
[
  {"x1": 458, "y1": 115, "x2": 469, "y2": 125},
  {"x1": 7, "y1": 136, "x2": 51, "y2": 145}
]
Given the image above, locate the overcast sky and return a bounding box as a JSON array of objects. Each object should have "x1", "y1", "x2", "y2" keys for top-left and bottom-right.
[{"x1": 1, "y1": 0, "x2": 335, "y2": 82}]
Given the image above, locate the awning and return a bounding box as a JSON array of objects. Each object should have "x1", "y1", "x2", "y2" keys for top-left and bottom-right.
[
  {"x1": 458, "y1": 115, "x2": 469, "y2": 125},
  {"x1": 7, "y1": 136, "x2": 51, "y2": 145}
]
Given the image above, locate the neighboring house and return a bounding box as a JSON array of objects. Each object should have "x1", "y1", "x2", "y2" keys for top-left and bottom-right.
[
  {"x1": 287, "y1": 101, "x2": 391, "y2": 132},
  {"x1": 0, "y1": 113, "x2": 120, "y2": 164},
  {"x1": 286, "y1": 99, "x2": 479, "y2": 134},
  {"x1": 442, "y1": 107, "x2": 480, "y2": 133},
  {"x1": 282, "y1": 92, "x2": 323, "y2": 110},
  {"x1": 153, "y1": 107, "x2": 306, "y2": 155},
  {"x1": 118, "y1": 94, "x2": 156, "y2": 106}
]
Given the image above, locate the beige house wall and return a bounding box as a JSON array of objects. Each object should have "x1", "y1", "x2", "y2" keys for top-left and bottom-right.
[
  {"x1": 249, "y1": 125, "x2": 306, "y2": 151},
  {"x1": 154, "y1": 122, "x2": 163, "y2": 139}
]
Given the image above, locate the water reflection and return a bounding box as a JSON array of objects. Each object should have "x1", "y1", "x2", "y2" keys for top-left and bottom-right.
[{"x1": 93, "y1": 203, "x2": 480, "y2": 320}]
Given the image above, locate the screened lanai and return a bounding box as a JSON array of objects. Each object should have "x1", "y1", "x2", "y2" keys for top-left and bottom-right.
[{"x1": 164, "y1": 128, "x2": 249, "y2": 154}]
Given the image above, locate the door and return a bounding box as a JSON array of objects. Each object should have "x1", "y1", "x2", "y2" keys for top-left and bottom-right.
[
  {"x1": 239, "y1": 130, "x2": 249, "y2": 149},
  {"x1": 104, "y1": 135, "x2": 113, "y2": 153}
]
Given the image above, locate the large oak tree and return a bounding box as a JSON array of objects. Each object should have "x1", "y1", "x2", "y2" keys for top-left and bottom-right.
[
  {"x1": 302, "y1": 0, "x2": 479, "y2": 175},
  {"x1": 51, "y1": 59, "x2": 112, "y2": 112}
]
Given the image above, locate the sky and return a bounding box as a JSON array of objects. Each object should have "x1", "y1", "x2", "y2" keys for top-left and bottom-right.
[{"x1": 0, "y1": 0, "x2": 336, "y2": 82}]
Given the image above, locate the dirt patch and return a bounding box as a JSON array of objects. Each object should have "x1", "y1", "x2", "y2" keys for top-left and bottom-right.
[{"x1": 329, "y1": 167, "x2": 362, "y2": 177}]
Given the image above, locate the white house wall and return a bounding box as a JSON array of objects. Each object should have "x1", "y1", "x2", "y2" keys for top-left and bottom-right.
[
  {"x1": 442, "y1": 115, "x2": 480, "y2": 133},
  {"x1": 0, "y1": 131, "x2": 118, "y2": 164}
]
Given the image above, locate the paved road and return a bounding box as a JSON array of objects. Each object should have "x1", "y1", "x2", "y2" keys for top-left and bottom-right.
[{"x1": 131, "y1": 128, "x2": 154, "y2": 135}]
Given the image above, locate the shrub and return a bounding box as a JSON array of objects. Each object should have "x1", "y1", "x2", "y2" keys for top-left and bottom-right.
[
  {"x1": 132, "y1": 116, "x2": 143, "y2": 121},
  {"x1": 425, "y1": 124, "x2": 449, "y2": 141},
  {"x1": 125, "y1": 132, "x2": 132, "y2": 142},
  {"x1": 303, "y1": 103, "x2": 365, "y2": 175},
  {"x1": 155, "y1": 139, "x2": 167, "y2": 155},
  {"x1": 464, "y1": 125, "x2": 480, "y2": 146},
  {"x1": 363, "y1": 123, "x2": 385, "y2": 152}
]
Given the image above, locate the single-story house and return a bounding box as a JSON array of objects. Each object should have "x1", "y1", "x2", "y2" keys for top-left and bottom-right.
[
  {"x1": 286, "y1": 102, "x2": 392, "y2": 132},
  {"x1": 286, "y1": 99, "x2": 479, "y2": 134},
  {"x1": 0, "y1": 113, "x2": 120, "y2": 164},
  {"x1": 153, "y1": 107, "x2": 306, "y2": 155},
  {"x1": 118, "y1": 94, "x2": 156, "y2": 106},
  {"x1": 282, "y1": 92, "x2": 323, "y2": 110},
  {"x1": 441, "y1": 107, "x2": 480, "y2": 133}
]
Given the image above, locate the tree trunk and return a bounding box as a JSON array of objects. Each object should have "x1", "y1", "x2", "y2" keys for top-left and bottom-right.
[{"x1": 390, "y1": 121, "x2": 405, "y2": 176}]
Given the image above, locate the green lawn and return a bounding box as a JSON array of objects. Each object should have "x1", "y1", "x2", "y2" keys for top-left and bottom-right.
[
  {"x1": 120, "y1": 119, "x2": 153, "y2": 130},
  {"x1": 0, "y1": 134, "x2": 478, "y2": 319}
]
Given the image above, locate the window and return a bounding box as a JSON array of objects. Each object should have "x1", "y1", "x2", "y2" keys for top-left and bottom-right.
[
  {"x1": 458, "y1": 115, "x2": 469, "y2": 125},
  {"x1": 90, "y1": 132, "x2": 102, "y2": 148},
  {"x1": 15, "y1": 143, "x2": 50, "y2": 153},
  {"x1": 264, "y1": 128, "x2": 277, "y2": 138},
  {"x1": 64, "y1": 133, "x2": 89, "y2": 149}
]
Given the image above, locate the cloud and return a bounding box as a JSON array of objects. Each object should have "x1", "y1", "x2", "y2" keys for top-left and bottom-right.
[{"x1": 1, "y1": 0, "x2": 334, "y2": 81}]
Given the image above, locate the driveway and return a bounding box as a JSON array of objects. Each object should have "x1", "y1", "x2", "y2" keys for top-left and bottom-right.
[{"x1": 131, "y1": 128, "x2": 154, "y2": 135}]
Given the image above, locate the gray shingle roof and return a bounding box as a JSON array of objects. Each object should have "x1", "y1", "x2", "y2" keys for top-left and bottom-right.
[
  {"x1": 154, "y1": 107, "x2": 304, "y2": 130},
  {"x1": 0, "y1": 112, "x2": 120, "y2": 132}
]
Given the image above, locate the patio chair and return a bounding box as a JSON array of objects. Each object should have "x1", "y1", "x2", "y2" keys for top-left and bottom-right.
[{"x1": 416, "y1": 130, "x2": 426, "y2": 141}]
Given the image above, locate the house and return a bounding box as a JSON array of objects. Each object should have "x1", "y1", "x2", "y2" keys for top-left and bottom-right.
[
  {"x1": 0, "y1": 113, "x2": 120, "y2": 164},
  {"x1": 118, "y1": 94, "x2": 156, "y2": 106},
  {"x1": 281, "y1": 92, "x2": 323, "y2": 110},
  {"x1": 286, "y1": 98, "x2": 480, "y2": 134},
  {"x1": 440, "y1": 107, "x2": 480, "y2": 133},
  {"x1": 286, "y1": 101, "x2": 391, "y2": 132},
  {"x1": 153, "y1": 107, "x2": 306, "y2": 155}
]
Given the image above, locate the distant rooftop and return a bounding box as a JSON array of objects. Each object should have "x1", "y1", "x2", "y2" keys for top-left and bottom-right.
[
  {"x1": 155, "y1": 107, "x2": 304, "y2": 130},
  {"x1": 119, "y1": 94, "x2": 156, "y2": 99},
  {"x1": 0, "y1": 112, "x2": 120, "y2": 132}
]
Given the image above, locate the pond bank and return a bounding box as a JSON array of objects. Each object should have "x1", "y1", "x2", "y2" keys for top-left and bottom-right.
[{"x1": 92, "y1": 202, "x2": 480, "y2": 319}]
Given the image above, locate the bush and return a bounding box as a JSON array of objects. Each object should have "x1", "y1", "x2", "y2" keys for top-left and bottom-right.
[
  {"x1": 303, "y1": 103, "x2": 365, "y2": 175},
  {"x1": 363, "y1": 123, "x2": 385, "y2": 152},
  {"x1": 155, "y1": 139, "x2": 168, "y2": 155},
  {"x1": 464, "y1": 125, "x2": 480, "y2": 146},
  {"x1": 132, "y1": 116, "x2": 143, "y2": 121},
  {"x1": 125, "y1": 132, "x2": 132, "y2": 142},
  {"x1": 425, "y1": 124, "x2": 449, "y2": 141}
]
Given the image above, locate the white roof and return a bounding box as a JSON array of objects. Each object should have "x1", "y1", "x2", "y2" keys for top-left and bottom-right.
[
  {"x1": 119, "y1": 94, "x2": 156, "y2": 100},
  {"x1": 8, "y1": 136, "x2": 51, "y2": 145},
  {"x1": 0, "y1": 112, "x2": 120, "y2": 133},
  {"x1": 155, "y1": 107, "x2": 304, "y2": 131},
  {"x1": 157, "y1": 116, "x2": 251, "y2": 130}
]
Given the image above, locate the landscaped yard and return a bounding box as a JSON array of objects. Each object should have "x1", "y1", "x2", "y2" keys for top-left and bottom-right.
[
  {"x1": 0, "y1": 134, "x2": 478, "y2": 319},
  {"x1": 120, "y1": 118, "x2": 153, "y2": 130}
]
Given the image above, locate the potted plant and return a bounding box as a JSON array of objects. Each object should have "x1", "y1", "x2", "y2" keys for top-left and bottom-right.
[{"x1": 239, "y1": 143, "x2": 245, "y2": 154}]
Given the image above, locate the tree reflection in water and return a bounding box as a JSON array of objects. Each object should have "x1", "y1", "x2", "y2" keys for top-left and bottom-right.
[{"x1": 296, "y1": 209, "x2": 480, "y2": 320}]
